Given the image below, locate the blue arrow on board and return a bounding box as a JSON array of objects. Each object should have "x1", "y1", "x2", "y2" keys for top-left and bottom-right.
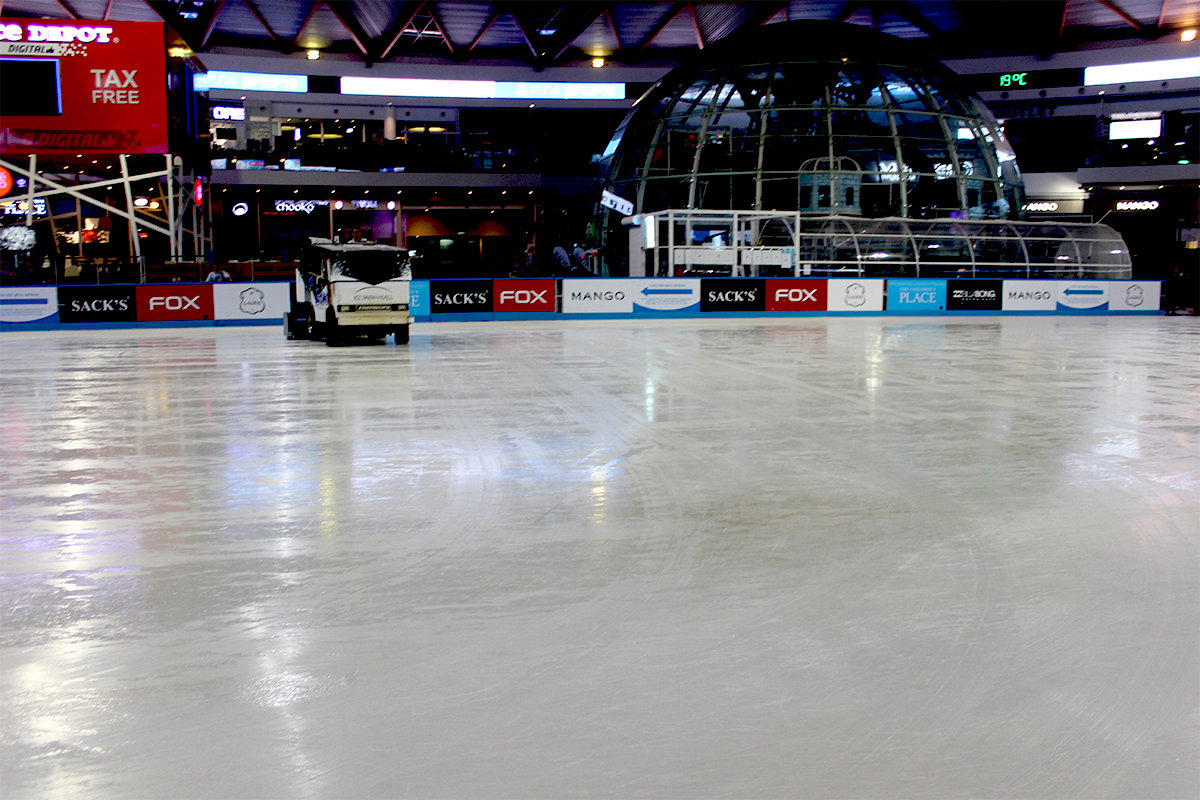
[
  {"x1": 641, "y1": 287, "x2": 693, "y2": 296},
  {"x1": 1063, "y1": 287, "x2": 1105, "y2": 296}
]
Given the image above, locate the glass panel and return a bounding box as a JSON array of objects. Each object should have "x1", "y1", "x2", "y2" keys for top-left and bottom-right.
[{"x1": 968, "y1": 222, "x2": 1026, "y2": 276}]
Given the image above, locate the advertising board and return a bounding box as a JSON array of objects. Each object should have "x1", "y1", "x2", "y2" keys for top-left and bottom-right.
[
  {"x1": 430, "y1": 280, "x2": 492, "y2": 314},
  {"x1": 408, "y1": 280, "x2": 430, "y2": 318},
  {"x1": 212, "y1": 283, "x2": 290, "y2": 322},
  {"x1": 1056, "y1": 282, "x2": 1109, "y2": 311},
  {"x1": 765, "y1": 279, "x2": 826, "y2": 312},
  {"x1": 826, "y1": 279, "x2": 885, "y2": 312},
  {"x1": 0, "y1": 286, "x2": 57, "y2": 323},
  {"x1": 631, "y1": 279, "x2": 699, "y2": 314},
  {"x1": 57, "y1": 285, "x2": 136, "y2": 322},
  {"x1": 0, "y1": 18, "x2": 168, "y2": 154},
  {"x1": 136, "y1": 285, "x2": 214, "y2": 321},
  {"x1": 887, "y1": 279, "x2": 946, "y2": 312},
  {"x1": 560, "y1": 279, "x2": 633, "y2": 314},
  {"x1": 493, "y1": 279, "x2": 556, "y2": 313},
  {"x1": 1108, "y1": 281, "x2": 1161, "y2": 312},
  {"x1": 947, "y1": 280, "x2": 1003, "y2": 311},
  {"x1": 700, "y1": 279, "x2": 764, "y2": 312},
  {"x1": 1002, "y1": 280, "x2": 1057, "y2": 311}
]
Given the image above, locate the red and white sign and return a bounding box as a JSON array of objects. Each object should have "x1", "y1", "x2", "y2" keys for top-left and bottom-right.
[
  {"x1": 136, "y1": 285, "x2": 213, "y2": 321},
  {"x1": 494, "y1": 279, "x2": 555, "y2": 313},
  {"x1": 765, "y1": 279, "x2": 826, "y2": 311},
  {"x1": 0, "y1": 166, "x2": 13, "y2": 197},
  {"x1": 0, "y1": 18, "x2": 167, "y2": 154}
]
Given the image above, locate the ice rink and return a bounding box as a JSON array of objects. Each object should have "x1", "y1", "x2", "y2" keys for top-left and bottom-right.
[{"x1": 2, "y1": 316, "x2": 1198, "y2": 799}]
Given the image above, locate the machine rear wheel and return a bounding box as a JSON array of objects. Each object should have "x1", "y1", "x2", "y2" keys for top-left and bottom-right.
[
  {"x1": 394, "y1": 324, "x2": 410, "y2": 345},
  {"x1": 324, "y1": 309, "x2": 343, "y2": 347}
]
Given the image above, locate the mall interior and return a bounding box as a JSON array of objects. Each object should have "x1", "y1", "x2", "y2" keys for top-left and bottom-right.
[
  {"x1": 0, "y1": 0, "x2": 1196, "y2": 305},
  {"x1": 2, "y1": 5, "x2": 1199, "y2": 800}
]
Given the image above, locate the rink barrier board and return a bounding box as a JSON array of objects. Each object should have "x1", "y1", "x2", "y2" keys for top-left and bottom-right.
[{"x1": 0, "y1": 278, "x2": 1164, "y2": 330}]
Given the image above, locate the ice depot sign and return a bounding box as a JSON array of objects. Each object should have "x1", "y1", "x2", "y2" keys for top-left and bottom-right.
[{"x1": 0, "y1": 18, "x2": 167, "y2": 154}]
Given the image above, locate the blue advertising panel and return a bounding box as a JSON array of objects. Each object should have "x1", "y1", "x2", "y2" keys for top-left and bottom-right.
[
  {"x1": 0, "y1": 286, "x2": 57, "y2": 326},
  {"x1": 408, "y1": 280, "x2": 430, "y2": 320},
  {"x1": 631, "y1": 279, "x2": 700, "y2": 316},
  {"x1": 887, "y1": 279, "x2": 946, "y2": 312}
]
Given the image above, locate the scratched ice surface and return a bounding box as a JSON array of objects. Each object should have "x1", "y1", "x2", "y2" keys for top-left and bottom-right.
[{"x1": 1, "y1": 317, "x2": 1197, "y2": 799}]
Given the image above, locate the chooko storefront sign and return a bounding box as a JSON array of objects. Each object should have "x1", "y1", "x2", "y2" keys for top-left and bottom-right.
[{"x1": 0, "y1": 18, "x2": 168, "y2": 154}]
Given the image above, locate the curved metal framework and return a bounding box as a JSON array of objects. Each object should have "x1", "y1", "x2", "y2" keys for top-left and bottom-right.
[{"x1": 642, "y1": 209, "x2": 1131, "y2": 279}]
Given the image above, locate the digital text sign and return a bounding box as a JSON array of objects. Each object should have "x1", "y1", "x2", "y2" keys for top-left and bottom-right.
[{"x1": 0, "y1": 17, "x2": 168, "y2": 154}]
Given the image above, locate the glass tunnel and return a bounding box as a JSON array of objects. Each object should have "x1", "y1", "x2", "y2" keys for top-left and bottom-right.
[{"x1": 632, "y1": 210, "x2": 1132, "y2": 279}]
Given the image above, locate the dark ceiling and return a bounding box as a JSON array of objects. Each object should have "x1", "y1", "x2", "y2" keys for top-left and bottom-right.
[{"x1": 3, "y1": 1, "x2": 1198, "y2": 67}]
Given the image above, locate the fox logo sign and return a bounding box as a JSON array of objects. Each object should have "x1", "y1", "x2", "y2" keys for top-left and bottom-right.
[{"x1": 494, "y1": 280, "x2": 556, "y2": 312}]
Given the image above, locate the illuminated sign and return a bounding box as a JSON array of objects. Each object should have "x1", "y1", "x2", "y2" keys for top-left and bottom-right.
[
  {"x1": 0, "y1": 21, "x2": 114, "y2": 50},
  {"x1": 0, "y1": 17, "x2": 167, "y2": 154},
  {"x1": 1115, "y1": 200, "x2": 1160, "y2": 212},
  {"x1": 1085, "y1": 56, "x2": 1200, "y2": 85},
  {"x1": 193, "y1": 70, "x2": 307, "y2": 93},
  {"x1": 274, "y1": 199, "x2": 328, "y2": 214},
  {"x1": 1024, "y1": 201, "x2": 1060, "y2": 212},
  {"x1": 0, "y1": 197, "x2": 47, "y2": 215},
  {"x1": 1109, "y1": 117, "x2": 1162, "y2": 140},
  {"x1": 231, "y1": 202, "x2": 249, "y2": 216},
  {"x1": 998, "y1": 72, "x2": 1028, "y2": 87},
  {"x1": 211, "y1": 106, "x2": 246, "y2": 121},
  {"x1": 0, "y1": 166, "x2": 11, "y2": 197},
  {"x1": 341, "y1": 76, "x2": 625, "y2": 101}
]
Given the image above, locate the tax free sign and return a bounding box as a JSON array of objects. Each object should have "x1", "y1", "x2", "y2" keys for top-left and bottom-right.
[{"x1": 0, "y1": 18, "x2": 168, "y2": 154}]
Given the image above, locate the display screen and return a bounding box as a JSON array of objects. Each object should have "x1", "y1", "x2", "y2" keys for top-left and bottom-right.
[
  {"x1": 963, "y1": 68, "x2": 1084, "y2": 91},
  {"x1": 0, "y1": 58, "x2": 62, "y2": 115}
]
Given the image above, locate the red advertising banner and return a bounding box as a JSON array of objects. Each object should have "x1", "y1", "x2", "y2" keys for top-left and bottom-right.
[
  {"x1": 0, "y1": 18, "x2": 167, "y2": 154},
  {"x1": 765, "y1": 279, "x2": 826, "y2": 311},
  {"x1": 136, "y1": 285, "x2": 214, "y2": 321},
  {"x1": 493, "y1": 279, "x2": 556, "y2": 313}
]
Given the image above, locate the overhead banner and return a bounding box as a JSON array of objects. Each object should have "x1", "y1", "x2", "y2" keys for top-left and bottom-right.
[{"x1": 0, "y1": 18, "x2": 168, "y2": 154}]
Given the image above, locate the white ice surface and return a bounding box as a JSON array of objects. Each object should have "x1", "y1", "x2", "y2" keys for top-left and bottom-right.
[{"x1": 1, "y1": 317, "x2": 1198, "y2": 799}]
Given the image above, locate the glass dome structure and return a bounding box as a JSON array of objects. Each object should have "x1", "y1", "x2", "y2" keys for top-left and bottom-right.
[
  {"x1": 600, "y1": 23, "x2": 1022, "y2": 224},
  {"x1": 592, "y1": 22, "x2": 1136, "y2": 278}
]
